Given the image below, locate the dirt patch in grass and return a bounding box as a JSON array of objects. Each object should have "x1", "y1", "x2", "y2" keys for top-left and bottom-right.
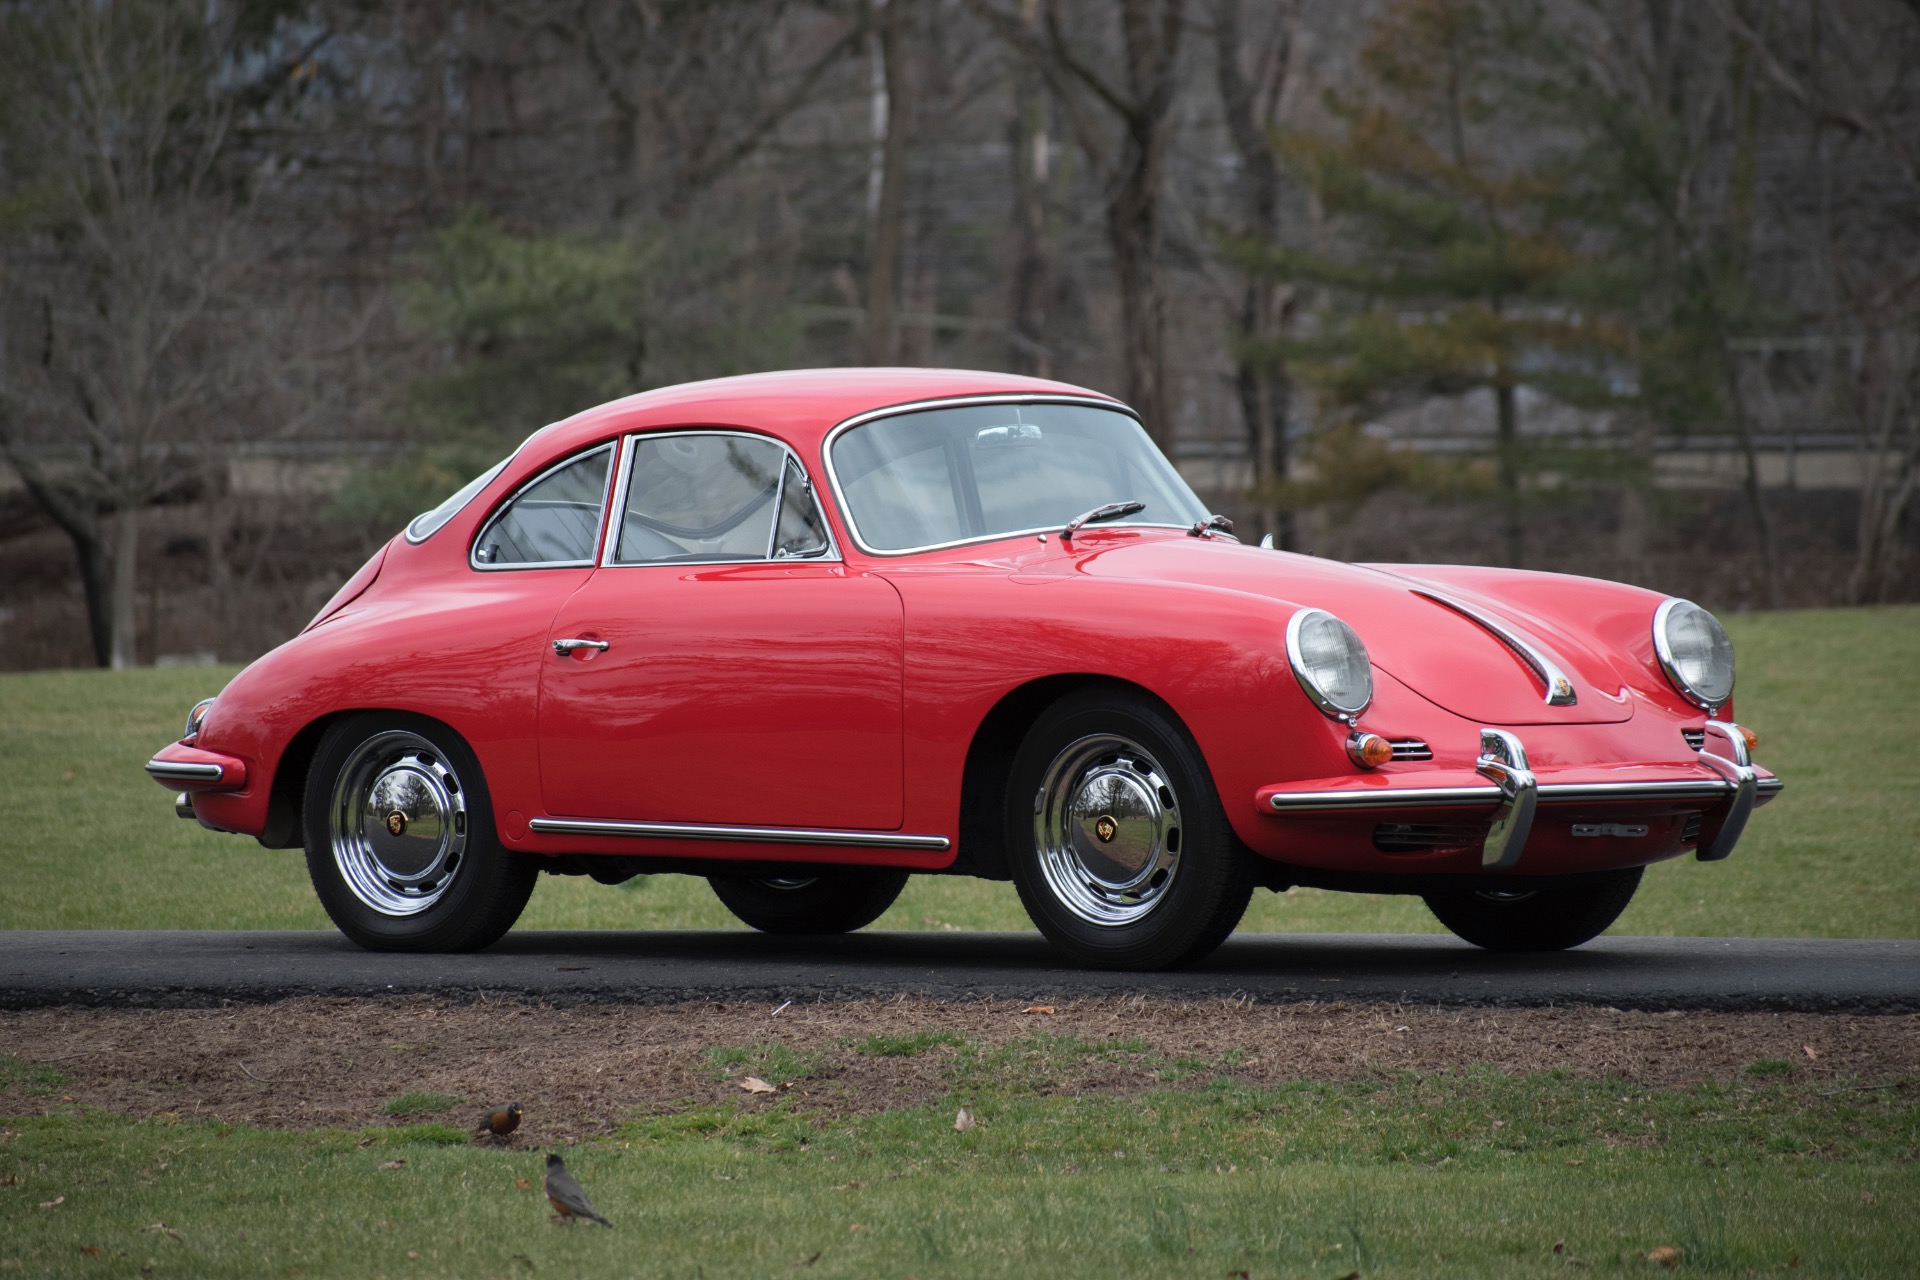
[{"x1": 2, "y1": 998, "x2": 1913, "y2": 1144}]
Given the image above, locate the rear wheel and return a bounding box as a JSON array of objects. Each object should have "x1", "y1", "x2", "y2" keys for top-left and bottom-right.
[
  {"x1": 303, "y1": 713, "x2": 536, "y2": 952},
  {"x1": 1422, "y1": 867, "x2": 1642, "y2": 952},
  {"x1": 1005, "y1": 690, "x2": 1253, "y2": 970},
  {"x1": 707, "y1": 870, "x2": 910, "y2": 934}
]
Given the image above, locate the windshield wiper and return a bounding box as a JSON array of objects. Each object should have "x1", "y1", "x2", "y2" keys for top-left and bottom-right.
[{"x1": 1060, "y1": 500, "x2": 1145, "y2": 540}]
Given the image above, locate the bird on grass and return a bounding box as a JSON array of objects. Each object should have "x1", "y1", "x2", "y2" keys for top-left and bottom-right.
[
  {"x1": 544, "y1": 1153, "x2": 612, "y2": 1228},
  {"x1": 478, "y1": 1102, "x2": 523, "y2": 1141}
]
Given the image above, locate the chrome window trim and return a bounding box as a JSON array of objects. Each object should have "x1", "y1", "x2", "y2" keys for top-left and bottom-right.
[
  {"x1": 821, "y1": 393, "x2": 1197, "y2": 557},
  {"x1": 405, "y1": 428, "x2": 541, "y2": 545},
  {"x1": 1652, "y1": 596, "x2": 1734, "y2": 713},
  {"x1": 1285, "y1": 607, "x2": 1374, "y2": 721},
  {"x1": 468, "y1": 441, "x2": 619, "y2": 572},
  {"x1": 528, "y1": 816, "x2": 948, "y2": 851},
  {"x1": 1412, "y1": 588, "x2": 1579, "y2": 706},
  {"x1": 600, "y1": 428, "x2": 841, "y2": 568}
]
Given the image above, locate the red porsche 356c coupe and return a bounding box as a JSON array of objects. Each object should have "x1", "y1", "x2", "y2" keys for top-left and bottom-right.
[{"x1": 146, "y1": 369, "x2": 1780, "y2": 969}]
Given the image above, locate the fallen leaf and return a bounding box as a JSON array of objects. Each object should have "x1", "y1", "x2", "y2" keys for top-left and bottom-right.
[
  {"x1": 1492, "y1": 1120, "x2": 1505, "y2": 1129},
  {"x1": 141, "y1": 1223, "x2": 181, "y2": 1242},
  {"x1": 38, "y1": 1196, "x2": 64, "y2": 1208},
  {"x1": 803, "y1": 1252, "x2": 821, "y2": 1266},
  {"x1": 1021, "y1": 1005, "x2": 1055, "y2": 1015},
  {"x1": 1566, "y1": 1158, "x2": 1585, "y2": 1166},
  {"x1": 407, "y1": 1251, "x2": 419, "y2": 1260},
  {"x1": 1803, "y1": 1045, "x2": 1819, "y2": 1059},
  {"x1": 953, "y1": 1107, "x2": 976, "y2": 1132},
  {"x1": 739, "y1": 1076, "x2": 779, "y2": 1095},
  {"x1": 1336, "y1": 1272, "x2": 1360, "y2": 1280},
  {"x1": 1860, "y1": 1192, "x2": 1876, "y2": 1205},
  {"x1": 1786, "y1": 1252, "x2": 1800, "y2": 1267},
  {"x1": 1228, "y1": 1271, "x2": 1251, "y2": 1279},
  {"x1": 849, "y1": 1223, "x2": 864, "y2": 1233},
  {"x1": 378, "y1": 1159, "x2": 406, "y2": 1170},
  {"x1": 1394, "y1": 1024, "x2": 1410, "y2": 1032},
  {"x1": 79, "y1": 1247, "x2": 101, "y2": 1256},
  {"x1": 1647, "y1": 1245, "x2": 1683, "y2": 1268},
  {"x1": 834, "y1": 1180, "x2": 866, "y2": 1191},
  {"x1": 514, "y1": 1178, "x2": 531, "y2": 1190},
  {"x1": 1553, "y1": 1240, "x2": 1566, "y2": 1253}
]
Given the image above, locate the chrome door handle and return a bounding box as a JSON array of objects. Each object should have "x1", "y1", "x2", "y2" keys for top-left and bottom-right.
[{"x1": 551, "y1": 638, "x2": 610, "y2": 655}]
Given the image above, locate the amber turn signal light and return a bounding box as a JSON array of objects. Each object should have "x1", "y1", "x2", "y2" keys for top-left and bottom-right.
[
  {"x1": 1739, "y1": 724, "x2": 1758, "y2": 755},
  {"x1": 1347, "y1": 731, "x2": 1393, "y2": 769}
]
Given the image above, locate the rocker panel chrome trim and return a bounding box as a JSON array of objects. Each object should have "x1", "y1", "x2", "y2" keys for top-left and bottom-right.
[{"x1": 528, "y1": 817, "x2": 950, "y2": 851}]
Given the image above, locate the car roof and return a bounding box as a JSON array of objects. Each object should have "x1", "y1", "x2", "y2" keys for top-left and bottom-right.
[{"x1": 529, "y1": 367, "x2": 1125, "y2": 459}]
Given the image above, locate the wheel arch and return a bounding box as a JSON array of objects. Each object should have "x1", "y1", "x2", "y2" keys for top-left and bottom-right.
[
  {"x1": 952, "y1": 673, "x2": 1185, "y2": 880},
  {"x1": 261, "y1": 707, "x2": 475, "y2": 849}
]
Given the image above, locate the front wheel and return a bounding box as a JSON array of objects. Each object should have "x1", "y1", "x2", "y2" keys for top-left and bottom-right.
[
  {"x1": 707, "y1": 870, "x2": 910, "y2": 934},
  {"x1": 1422, "y1": 867, "x2": 1643, "y2": 952},
  {"x1": 1005, "y1": 690, "x2": 1253, "y2": 970},
  {"x1": 303, "y1": 713, "x2": 536, "y2": 952}
]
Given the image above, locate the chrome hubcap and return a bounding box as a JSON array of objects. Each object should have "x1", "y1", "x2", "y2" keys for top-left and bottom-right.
[
  {"x1": 329, "y1": 731, "x2": 467, "y2": 916},
  {"x1": 1033, "y1": 734, "x2": 1181, "y2": 927}
]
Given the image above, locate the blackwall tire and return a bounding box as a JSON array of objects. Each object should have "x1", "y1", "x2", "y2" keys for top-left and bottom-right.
[
  {"x1": 707, "y1": 870, "x2": 910, "y2": 934},
  {"x1": 1005, "y1": 689, "x2": 1253, "y2": 970},
  {"x1": 1422, "y1": 867, "x2": 1643, "y2": 952},
  {"x1": 302, "y1": 712, "x2": 536, "y2": 952}
]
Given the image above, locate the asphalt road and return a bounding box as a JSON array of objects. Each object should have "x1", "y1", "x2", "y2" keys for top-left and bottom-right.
[{"x1": 1, "y1": 929, "x2": 1913, "y2": 1013}]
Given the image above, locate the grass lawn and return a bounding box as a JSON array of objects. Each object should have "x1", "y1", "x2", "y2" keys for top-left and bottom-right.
[
  {"x1": 3, "y1": 1055, "x2": 1915, "y2": 1278},
  {"x1": 1, "y1": 605, "x2": 1914, "y2": 938}
]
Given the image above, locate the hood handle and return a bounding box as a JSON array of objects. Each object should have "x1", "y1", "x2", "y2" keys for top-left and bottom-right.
[{"x1": 1413, "y1": 589, "x2": 1579, "y2": 707}]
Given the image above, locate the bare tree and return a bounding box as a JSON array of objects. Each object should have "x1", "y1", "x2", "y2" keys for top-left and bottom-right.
[
  {"x1": 977, "y1": 0, "x2": 1190, "y2": 444},
  {"x1": 1702, "y1": 0, "x2": 1920, "y2": 602},
  {"x1": 1210, "y1": 0, "x2": 1297, "y2": 546},
  {"x1": 865, "y1": 0, "x2": 915, "y2": 364},
  {"x1": 0, "y1": 2, "x2": 258, "y2": 667}
]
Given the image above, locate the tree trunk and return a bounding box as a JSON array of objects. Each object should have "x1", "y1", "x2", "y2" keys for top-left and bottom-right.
[
  {"x1": 1008, "y1": 0, "x2": 1053, "y2": 377},
  {"x1": 1108, "y1": 129, "x2": 1171, "y2": 444},
  {"x1": 1211, "y1": 0, "x2": 1293, "y2": 547},
  {"x1": 1716, "y1": 343, "x2": 1783, "y2": 607},
  {"x1": 109, "y1": 504, "x2": 140, "y2": 668},
  {"x1": 865, "y1": 0, "x2": 912, "y2": 366},
  {"x1": 1495, "y1": 379, "x2": 1523, "y2": 568}
]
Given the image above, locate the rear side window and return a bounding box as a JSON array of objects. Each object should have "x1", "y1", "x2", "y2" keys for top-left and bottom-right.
[{"x1": 472, "y1": 445, "x2": 613, "y2": 568}]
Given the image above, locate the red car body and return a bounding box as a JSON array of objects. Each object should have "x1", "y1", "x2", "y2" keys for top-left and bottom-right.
[{"x1": 147, "y1": 369, "x2": 1779, "y2": 963}]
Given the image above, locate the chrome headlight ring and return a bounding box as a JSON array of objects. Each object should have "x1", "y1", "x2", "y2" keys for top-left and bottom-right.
[
  {"x1": 183, "y1": 697, "x2": 216, "y2": 743},
  {"x1": 1652, "y1": 598, "x2": 1735, "y2": 712},
  {"x1": 1286, "y1": 608, "x2": 1374, "y2": 721}
]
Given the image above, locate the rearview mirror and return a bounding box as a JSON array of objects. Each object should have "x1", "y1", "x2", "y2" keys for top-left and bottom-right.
[{"x1": 974, "y1": 423, "x2": 1043, "y2": 448}]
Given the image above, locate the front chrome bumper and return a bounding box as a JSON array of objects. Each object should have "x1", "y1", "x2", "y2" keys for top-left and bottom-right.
[{"x1": 1258, "y1": 722, "x2": 1779, "y2": 868}]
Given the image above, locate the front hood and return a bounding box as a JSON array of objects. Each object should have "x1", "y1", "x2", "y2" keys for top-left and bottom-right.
[{"x1": 1065, "y1": 534, "x2": 1633, "y2": 725}]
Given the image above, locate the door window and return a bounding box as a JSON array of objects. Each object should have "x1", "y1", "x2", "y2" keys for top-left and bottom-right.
[
  {"x1": 614, "y1": 433, "x2": 831, "y2": 563},
  {"x1": 471, "y1": 444, "x2": 613, "y2": 568}
]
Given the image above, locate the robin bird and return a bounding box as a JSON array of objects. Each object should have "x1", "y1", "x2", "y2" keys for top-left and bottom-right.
[
  {"x1": 544, "y1": 1153, "x2": 612, "y2": 1228},
  {"x1": 478, "y1": 1102, "x2": 522, "y2": 1140}
]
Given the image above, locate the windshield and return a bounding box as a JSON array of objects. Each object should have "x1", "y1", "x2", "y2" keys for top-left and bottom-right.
[{"x1": 830, "y1": 402, "x2": 1207, "y2": 553}]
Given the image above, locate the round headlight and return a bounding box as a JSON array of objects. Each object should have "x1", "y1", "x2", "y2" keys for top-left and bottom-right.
[
  {"x1": 1287, "y1": 609, "x2": 1373, "y2": 719},
  {"x1": 1653, "y1": 598, "x2": 1734, "y2": 710}
]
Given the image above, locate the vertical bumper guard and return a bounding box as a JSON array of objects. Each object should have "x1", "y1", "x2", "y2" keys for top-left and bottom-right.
[
  {"x1": 1475, "y1": 728, "x2": 1537, "y2": 871},
  {"x1": 1694, "y1": 722, "x2": 1758, "y2": 862}
]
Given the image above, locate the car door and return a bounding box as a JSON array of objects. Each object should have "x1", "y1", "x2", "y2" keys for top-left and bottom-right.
[{"x1": 537, "y1": 430, "x2": 905, "y2": 831}]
